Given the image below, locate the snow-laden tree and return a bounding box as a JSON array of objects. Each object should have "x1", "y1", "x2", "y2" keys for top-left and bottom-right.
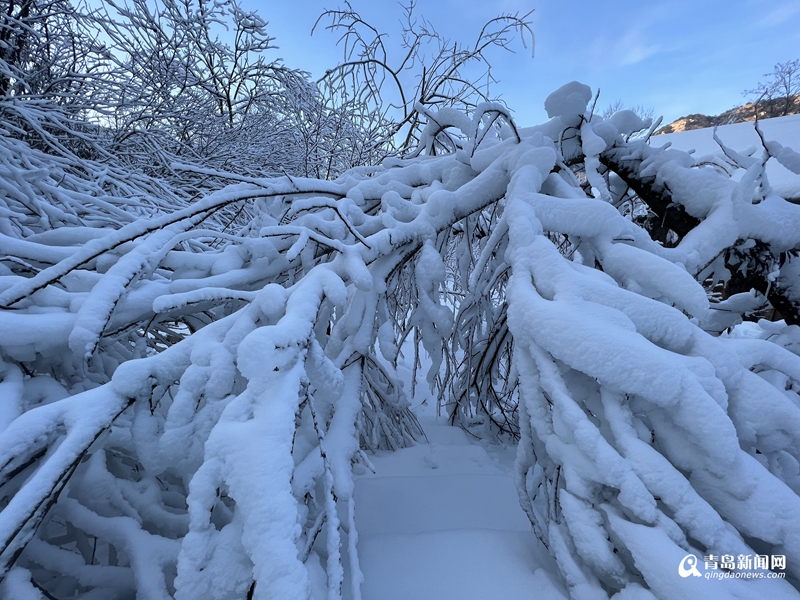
[
  {"x1": 314, "y1": 1, "x2": 534, "y2": 153},
  {"x1": 86, "y1": 0, "x2": 397, "y2": 180},
  {"x1": 0, "y1": 0, "x2": 401, "y2": 184},
  {"x1": 2, "y1": 76, "x2": 800, "y2": 600},
  {"x1": 0, "y1": 0, "x2": 535, "y2": 184}
]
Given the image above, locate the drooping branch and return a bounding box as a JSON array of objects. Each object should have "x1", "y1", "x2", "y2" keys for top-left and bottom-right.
[
  {"x1": 599, "y1": 144, "x2": 700, "y2": 238},
  {"x1": 600, "y1": 143, "x2": 800, "y2": 325}
]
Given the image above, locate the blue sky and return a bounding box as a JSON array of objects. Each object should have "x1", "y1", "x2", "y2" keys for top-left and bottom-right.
[{"x1": 244, "y1": 0, "x2": 800, "y2": 126}]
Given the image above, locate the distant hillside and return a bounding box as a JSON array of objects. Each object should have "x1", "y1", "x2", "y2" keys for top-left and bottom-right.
[
  {"x1": 650, "y1": 112, "x2": 800, "y2": 203},
  {"x1": 655, "y1": 95, "x2": 800, "y2": 135}
]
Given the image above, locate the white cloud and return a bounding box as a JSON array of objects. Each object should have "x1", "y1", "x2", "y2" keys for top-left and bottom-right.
[
  {"x1": 617, "y1": 22, "x2": 664, "y2": 65},
  {"x1": 588, "y1": 26, "x2": 661, "y2": 70},
  {"x1": 759, "y1": 4, "x2": 800, "y2": 27},
  {"x1": 619, "y1": 43, "x2": 661, "y2": 66}
]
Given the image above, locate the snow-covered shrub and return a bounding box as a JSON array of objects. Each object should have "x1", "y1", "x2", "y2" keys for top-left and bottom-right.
[{"x1": 2, "y1": 75, "x2": 800, "y2": 600}]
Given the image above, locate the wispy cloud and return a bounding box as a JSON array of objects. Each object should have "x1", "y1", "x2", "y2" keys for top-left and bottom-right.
[
  {"x1": 618, "y1": 29, "x2": 661, "y2": 66},
  {"x1": 588, "y1": 26, "x2": 662, "y2": 70},
  {"x1": 759, "y1": 4, "x2": 800, "y2": 27}
]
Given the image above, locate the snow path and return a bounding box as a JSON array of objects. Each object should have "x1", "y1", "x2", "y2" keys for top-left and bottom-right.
[{"x1": 350, "y1": 413, "x2": 568, "y2": 600}]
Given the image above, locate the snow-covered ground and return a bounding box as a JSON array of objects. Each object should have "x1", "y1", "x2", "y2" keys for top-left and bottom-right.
[
  {"x1": 340, "y1": 338, "x2": 564, "y2": 599},
  {"x1": 652, "y1": 113, "x2": 800, "y2": 200},
  {"x1": 350, "y1": 407, "x2": 567, "y2": 600}
]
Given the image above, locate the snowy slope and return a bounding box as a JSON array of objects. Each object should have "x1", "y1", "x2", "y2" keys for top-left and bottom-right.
[{"x1": 652, "y1": 114, "x2": 800, "y2": 200}]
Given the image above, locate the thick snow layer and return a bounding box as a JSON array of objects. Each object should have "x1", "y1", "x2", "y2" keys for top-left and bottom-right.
[{"x1": 544, "y1": 81, "x2": 592, "y2": 121}]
